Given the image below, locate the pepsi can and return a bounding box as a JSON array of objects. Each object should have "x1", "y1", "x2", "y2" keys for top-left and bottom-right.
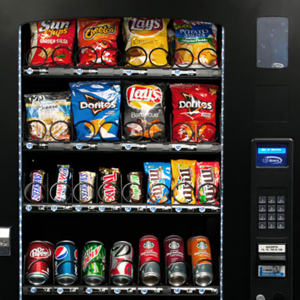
[{"x1": 55, "y1": 240, "x2": 78, "y2": 285}]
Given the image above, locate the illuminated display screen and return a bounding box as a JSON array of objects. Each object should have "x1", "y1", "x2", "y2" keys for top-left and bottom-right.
[{"x1": 257, "y1": 145, "x2": 288, "y2": 167}]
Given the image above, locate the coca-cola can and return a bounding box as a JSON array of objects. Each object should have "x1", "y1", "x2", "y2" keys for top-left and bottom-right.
[
  {"x1": 110, "y1": 241, "x2": 134, "y2": 286},
  {"x1": 164, "y1": 235, "x2": 187, "y2": 286},
  {"x1": 25, "y1": 240, "x2": 54, "y2": 285},
  {"x1": 139, "y1": 235, "x2": 161, "y2": 286}
]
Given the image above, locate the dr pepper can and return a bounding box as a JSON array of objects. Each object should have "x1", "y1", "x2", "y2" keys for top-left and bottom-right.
[
  {"x1": 139, "y1": 235, "x2": 161, "y2": 286},
  {"x1": 187, "y1": 236, "x2": 213, "y2": 286},
  {"x1": 25, "y1": 241, "x2": 54, "y2": 285}
]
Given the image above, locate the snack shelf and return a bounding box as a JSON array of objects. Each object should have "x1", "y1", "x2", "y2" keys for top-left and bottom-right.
[
  {"x1": 23, "y1": 284, "x2": 220, "y2": 296},
  {"x1": 23, "y1": 141, "x2": 221, "y2": 153},
  {"x1": 23, "y1": 67, "x2": 221, "y2": 78},
  {"x1": 23, "y1": 203, "x2": 220, "y2": 214}
]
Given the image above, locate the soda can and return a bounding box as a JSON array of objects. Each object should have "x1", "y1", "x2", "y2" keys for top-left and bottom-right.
[
  {"x1": 187, "y1": 236, "x2": 213, "y2": 287},
  {"x1": 110, "y1": 241, "x2": 134, "y2": 286},
  {"x1": 55, "y1": 240, "x2": 78, "y2": 285},
  {"x1": 139, "y1": 235, "x2": 161, "y2": 286},
  {"x1": 164, "y1": 235, "x2": 187, "y2": 286},
  {"x1": 25, "y1": 241, "x2": 54, "y2": 285},
  {"x1": 29, "y1": 170, "x2": 45, "y2": 202},
  {"x1": 82, "y1": 241, "x2": 106, "y2": 286},
  {"x1": 79, "y1": 171, "x2": 96, "y2": 203},
  {"x1": 55, "y1": 165, "x2": 72, "y2": 202}
]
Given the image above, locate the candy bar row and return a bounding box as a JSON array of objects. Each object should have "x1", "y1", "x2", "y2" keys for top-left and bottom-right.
[{"x1": 24, "y1": 160, "x2": 220, "y2": 205}]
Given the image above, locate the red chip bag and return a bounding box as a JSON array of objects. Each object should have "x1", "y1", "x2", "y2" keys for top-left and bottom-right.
[
  {"x1": 170, "y1": 84, "x2": 218, "y2": 143},
  {"x1": 195, "y1": 162, "x2": 220, "y2": 205},
  {"x1": 28, "y1": 19, "x2": 76, "y2": 66},
  {"x1": 77, "y1": 18, "x2": 121, "y2": 67}
]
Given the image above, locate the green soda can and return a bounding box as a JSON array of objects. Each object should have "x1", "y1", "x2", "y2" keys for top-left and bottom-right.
[{"x1": 82, "y1": 241, "x2": 106, "y2": 286}]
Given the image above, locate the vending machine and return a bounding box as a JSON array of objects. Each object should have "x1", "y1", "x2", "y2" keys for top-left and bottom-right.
[{"x1": 0, "y1": 1, "x2": 297, "y2": 300}]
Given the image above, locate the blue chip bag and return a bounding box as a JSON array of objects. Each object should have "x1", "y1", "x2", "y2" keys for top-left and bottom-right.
[
  {"x1": 144, "y1": 162, "x2": 171, "y2": 204},
  {"x1": 70, "y1": 81, "x2": 121, "y2": 141}
]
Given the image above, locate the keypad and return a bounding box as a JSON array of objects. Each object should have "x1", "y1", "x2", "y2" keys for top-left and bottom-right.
[{"x1": 258, "y1": 195, "x2": 285, "y2": 230}]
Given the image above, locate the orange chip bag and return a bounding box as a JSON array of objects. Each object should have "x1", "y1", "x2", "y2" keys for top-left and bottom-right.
[
  {"x1": 171, "y1": 159, "x2": 196, "y2": 205},
  {"x1": 173, "y1": 20, "x2": 218, "y2": 68},
  {"x1": 77, "y1": 18, "x2": 121, "y2": 67},
  {"x1": 123, "y1": 17, "x2": 170, "y2": 67}
]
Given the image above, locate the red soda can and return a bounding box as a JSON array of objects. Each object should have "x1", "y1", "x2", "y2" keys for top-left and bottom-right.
[
  {"x1": 164, "y1": 235, "x2": 187, "y2": 286},
  {"x1": 139, "y1": 235, "x2": 161, "y2": 286},
  {"x1": 25, "y1": 241, "x2": 54, "y2": 285},
  {"x1": 110, "y1": 241, "x2": 134, "y2": 286}
]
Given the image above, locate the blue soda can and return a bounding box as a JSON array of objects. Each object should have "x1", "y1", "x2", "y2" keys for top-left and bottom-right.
[{"x1": 55, "y1": 240, "x2": 78, "y2": 285}]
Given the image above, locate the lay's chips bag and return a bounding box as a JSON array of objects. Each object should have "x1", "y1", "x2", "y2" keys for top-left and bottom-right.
[
  {"x1": 123, "y1": 18, "x2": 170, "y2": 67},
  {"x1": 144, "y1": 162, "x2": 171, "y2": 204},
  {"x1": 171, "y1": 159, "x2": 196, "y2": 204},
  {"x1": 173, "y1": 20, "x2": 218, "y2": 68},
  {"x1": 70, "y1": 81, "x2": 121, "y2": 141}
]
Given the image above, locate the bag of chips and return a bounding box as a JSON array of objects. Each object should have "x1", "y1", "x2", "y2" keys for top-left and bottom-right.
[
  {"x1": 170, "y1": 84, "x2": 218, "y2": 143},
  {"x1": 70, "y1": 81, "x2": 121, "y2": 141},
  {"x1": 122, "y1": 82, "x2": 168, "y2": 142},
  {"x1": 144, "y1": 162, "x2": 171, "y2": 204},
  {"x1": 28, "y1": 19, "x2": 76, "y2": 66},
  {"x1": 24, "y1": 92, "x2": 71, "y2": 142},
  {"x1": 195, "y1": 162, "x2": 220, "y2": 204},
  {"x1": 173, "y1": 20, "x2": 218, "y2": 68},
  {"x1": 171, "y1": 159, "x2": 196, "y2": 204},
  {"x1": 77, "y1": 18, "x2": 121, "y2": 66},
  {"x1": 123, "y1": 17, "x2": 170, "y2": 67}
]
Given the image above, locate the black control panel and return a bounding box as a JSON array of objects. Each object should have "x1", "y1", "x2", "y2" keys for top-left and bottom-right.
[{"x1": 251, "y1": 139, "x2": 293, "y2": 300}]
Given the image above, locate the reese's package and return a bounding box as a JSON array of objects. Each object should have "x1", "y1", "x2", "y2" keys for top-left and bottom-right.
[
  {"x1": 122, "y1": 82, "x2": 168, "y2": 142},
  {"x1": 195, "y1": 162, "x2": 220, "y2": 204},
  {"x1": 173, "y1": 20, "x2": 218, "y2": 68},
  {"x1": 171, "y1": 159, "x2": 196, "y2": 204},
  {"x1": 170, "y1": 84, "x2": 218, "y2": 143},
  {"x1": 28, "y1": 19, "x2": 76, "y2": 66},
  {"x1": 144, "y1": 162, "x2": 171, "y2": 204},
  {"x1": 70, "y1": 81, "x2": 121, "y2": 141},
  {"x1": 123, "y1": 17, "x2": 170, "y2": 67},
  {"x1": 25, "y1": 92, "x2": 71, "y2": 142},
  {"x1": 77, "y1": 18, "x2": 121, "y2": 66}
]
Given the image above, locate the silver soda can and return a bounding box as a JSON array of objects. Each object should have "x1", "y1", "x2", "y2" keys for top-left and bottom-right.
[
  {"x1": 164, "y1": 235, "x2": 187, "y2": 286},
  {"x1": 110, "y1": 241, "x2": 134, "y2": 286},
  {"x1": 139, "y1": 235, "x2": 161, "y2": 286},
  {"x1": 187, "y1": 236, "x2": 214, "y2": 286}
]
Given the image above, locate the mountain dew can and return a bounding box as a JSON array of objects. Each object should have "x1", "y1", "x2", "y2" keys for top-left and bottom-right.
[{"x1": 82, "y1": 241, "x2": 106, "y2": 286}]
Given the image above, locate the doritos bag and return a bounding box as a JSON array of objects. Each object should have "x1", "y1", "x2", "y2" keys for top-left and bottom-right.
[
  {"x1": 144, "y1": 162, "x2": 171, "y2": 204},
  {"x1": 70, "y1": 81, "x2": 121, "y2": 141},
  {"x1": 123, "y1": 18, "x2": 170, "y2": 67},
  {"x1": 173, "y1": 20, "x2": 218, "y2": 68},
  {"x1": 77, "y1": 18, "x2": 121, "y2": 66},
  {"x1": 170, "y1": 84, "x2": 218, "y2": 143},
  {"x1": 195, "y1": 162, "x2": 220, "y2": 205},
  {"x1": 171, "y1": 159, "x2": 196, "y2": 205},
  {"x1": 122, "y1": 82, "x2": 168, "y2": 142},
  {"x1": 28, "y1": 19, "x2": 76, "y2": 66}
]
